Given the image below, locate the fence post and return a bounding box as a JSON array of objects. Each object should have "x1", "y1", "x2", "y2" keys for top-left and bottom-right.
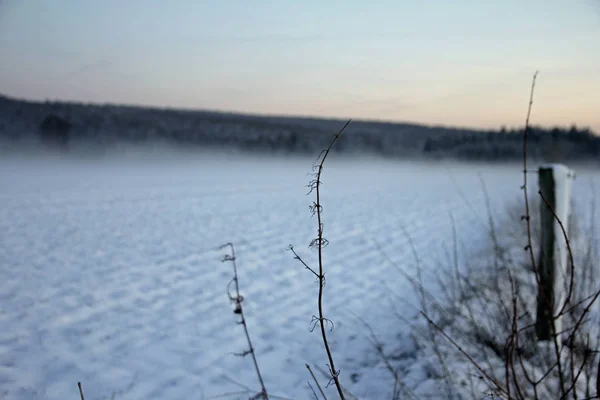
[{"x1": 535, "y1": 164, "x2": 574, "y2": 341}]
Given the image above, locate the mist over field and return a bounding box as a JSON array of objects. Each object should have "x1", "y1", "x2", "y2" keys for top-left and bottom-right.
[{"x1": 2, "y1": 94, "x2": 599, "y2": 163}]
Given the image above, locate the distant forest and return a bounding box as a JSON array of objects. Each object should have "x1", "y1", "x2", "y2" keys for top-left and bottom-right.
[{"x1": 1, "y1": 93, "x2": 598, "y2": 162}]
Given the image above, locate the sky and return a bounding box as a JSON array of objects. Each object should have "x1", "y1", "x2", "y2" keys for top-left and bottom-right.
[{"x1": 0, "y1": 0, "x2": 599, "y2": 132}]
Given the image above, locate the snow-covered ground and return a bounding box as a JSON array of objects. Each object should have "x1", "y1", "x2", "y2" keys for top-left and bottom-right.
[{"x1": 1, "y1": 152, "x2": 598, "y2": 399}]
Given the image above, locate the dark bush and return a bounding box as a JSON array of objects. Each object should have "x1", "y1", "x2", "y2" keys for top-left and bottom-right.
[{"x1": 39, "y1": 114, "x2": 71, "y2": 149}]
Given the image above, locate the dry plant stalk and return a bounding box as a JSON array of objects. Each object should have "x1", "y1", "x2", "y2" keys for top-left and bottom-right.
[
  {"x1": 306, "y1": 364, "x2": 329, "y2": 400},
  {"x1": 422, "y1": 71, "x2": 600, "y2": 399},
  {"x1": 520, "y1": 72, "x2": 597, "y2": 400},
  {"x1": 221, "y1": 242, "x2": 269, "y2": 400},
  {"x1": 522, "y1": 71, "x2": 540, "y2": 284},
  {"x1": 289, "y1": 120, "x2": 351, "y2": 400},
  {"x1": 78, "y1": 382, "x2": 85, "y2": 400}
]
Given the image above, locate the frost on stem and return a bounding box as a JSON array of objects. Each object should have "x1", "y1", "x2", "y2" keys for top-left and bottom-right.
[{"x1": 289, "y1": 120, "x2": 351, "y2": 400}]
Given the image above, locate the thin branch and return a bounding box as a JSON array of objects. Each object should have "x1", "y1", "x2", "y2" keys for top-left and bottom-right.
[
  {"x1": 306, "y1": 364, "x2": 328, "y2": 400},
  {"x1": 78, "y1": 382, "x2": 85, "y2": 400},
  {"x1": 308, "y1": 382, "x2": 320, "y2": 400},
  {"x1": 293, "y1": 120, "x2": 351, "y2": 400},
  {"x1": 420, "y1": 311, "x2": 507, "y2": 397},
  {"x1": 552, "y1": 314, "x2": 568, "y2": 398},
  {"x1": 288, "y1": 245, "x2": 319, "y2": 279},
  {"x1": 560, "y1": 346, "x2": 590, "y2": 400},
  {"x1": 596, "y1": 359, "x2": 600, "y2": 397},
  {"x1": 564, "y1": 288, "x2": 600, "y2": 359},
  {"x1": 522, "y1": 71, "x2": 541, "y2": 286},
  {"x1": 537, "y1": 190, "x2": 576, "y2": 318},
  {"x1": 313, "y1": 364, "x2": 360, "y2": 400},
  {"x1": 350, "y1": 311, "x2": 420, "y2": 400},
  {"x1": 518, "y1": 291, "x2": 600, "y2": 334},
  {"x1": 220, "y1": 242, "x2": 269, "y2": 400}
]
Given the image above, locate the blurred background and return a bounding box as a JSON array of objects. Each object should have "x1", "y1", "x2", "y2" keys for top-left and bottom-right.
[{"x1": 1, "y1": 0, "x2": 600, "y2": 129}]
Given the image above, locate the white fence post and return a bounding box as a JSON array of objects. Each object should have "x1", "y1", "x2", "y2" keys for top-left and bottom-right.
[{"x1": 535, "y1": 164, "x2": 574, "y2": 341}]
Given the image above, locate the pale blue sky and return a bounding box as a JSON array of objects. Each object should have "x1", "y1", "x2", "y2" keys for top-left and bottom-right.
[{"x1": 1, "y1": 1, "x2": 599, "y2": 131}]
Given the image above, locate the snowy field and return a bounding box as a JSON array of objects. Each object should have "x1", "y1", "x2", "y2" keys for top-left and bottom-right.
[{"x1": 1, "y1": 152, "x2": 599, "y2": 399}]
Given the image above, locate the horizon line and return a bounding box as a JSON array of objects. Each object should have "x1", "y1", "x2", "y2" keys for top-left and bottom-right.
[{"x1": 1, "y1": 91, "x2": 596, "y2": 135}]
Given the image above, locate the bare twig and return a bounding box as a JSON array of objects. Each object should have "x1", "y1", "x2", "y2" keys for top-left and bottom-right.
[
  {"x1": 350, "y1": 311, "x2": 419, "y2": 400},
  {"x1": 596, "y1": 359, "x2": 600, "y2": 397},
  {"x1": 413, "y1": 219, "x2": 455, "y2": 398},
  {"x1": 308, "y1": 381, "x2": 321, "y2": 400},
  {"x1": 312, "y1": 364, "x2": 360, "y2": 400},
  {"x1": 292, "y1": 120, "x2": 351, "y2": 399},
  {"x1": 564, "y1": 288, "x2": 600, "y2": 359},
  {"x1": 537, "y1": 190, "x2": 576, "y2": 318},
  {"x1": 552, "y1": 318, "x2": 569, "y2": 398},
  {"x1": 307, "y1": 364, "x2": 328, "y2": 400},
  {"x1": 561, "y1": 345, "x2": 590, "y2": 400},
  {"x1": 221, "y1": 242, "x2": 269, "y2": 400},
  {"x1": 288, "y1": 245, "x2": 319, "y2": 279},
  {"x1": 78, "y1": 382, "x2": 85, "y2": 400},
  {"x1": 415, "y1": 69, "x2": 600, "y2": 399},
  {"x1": 519, "y1": 71, "x2": 568, "y2": 398},
  {"x1": 420, "y1": 311, "x2": 507, "y2": 397},
  {"x1": 522, "y1": 71, "x2": 540, "y2": 285}
]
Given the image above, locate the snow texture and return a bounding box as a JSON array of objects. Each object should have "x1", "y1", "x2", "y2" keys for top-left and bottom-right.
[{"x1": 1, "y1": 153, "x2": 598, "y2": 399}]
